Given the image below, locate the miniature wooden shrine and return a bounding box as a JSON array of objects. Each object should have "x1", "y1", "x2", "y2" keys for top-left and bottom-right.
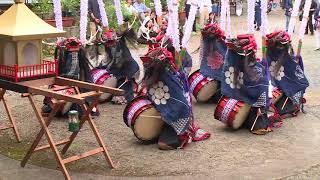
[
  {"x1": 0, "y1": 1, "x2": 123, "y2": 180},
  {"x1": 0, "y1": 0, "x2": 64, "y2": 82}
]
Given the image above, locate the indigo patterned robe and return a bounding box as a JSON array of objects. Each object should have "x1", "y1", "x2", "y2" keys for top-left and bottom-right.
[
  {"x1": 267, "y1": 49, "x2": 309, "y2": 105},
  {"x1": 148, "y1": 68, "x2": 192, "y2": 135},
  {"x1": 200, "y1": 37, "x2": 227, "y2": 81},
  {"x1": 221, "y1": 50, "x2": 269, "y2": 107}
]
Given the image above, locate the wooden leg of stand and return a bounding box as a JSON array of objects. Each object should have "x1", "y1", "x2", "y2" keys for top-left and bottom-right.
[
  {"x1": 0, "y1": 89, "x2": 21, "y2": 142},
  {"x1": 27, "y1": 95, "x2": 71, "y2": 180},
  {"x1": 81, "y1": 103, "x2": 115, "y2": 168},
  {"x1": 21, "y1": 102, "x2": 62, "y2": 167}
]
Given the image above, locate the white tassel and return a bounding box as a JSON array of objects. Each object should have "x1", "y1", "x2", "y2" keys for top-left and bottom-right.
[
  {"x1": 226, "y1": 0, "x2": 232, "y2": 38},
  {"x1": 261, "y1": 0, "x2": 269, "y2": 36},
  {"x1": 52, "y1": 0, "x2": 63, "y2": 31},
  {"x1": 288, "y1": 0, "x2": 301, "y2": 35},
  {"x1": 247, "y1": 0, "x2": 255, "y2": 34},
  {"x1": 298, "y1": 0, "x2": 312, "y2": 39},
  {"x1": 154, "y1": 0, "x2": 163, "y2": 17},
  {"x1": 97, "y1": 0, "x2": 109, "y2": 27},
  {"x1": 114, "y1": 0, "x2": 124, "y2": 25},
  {"x1": 80, "y1": 0, "x2": 88, "y2": 42},
  {"x1": 182, "y1": 0, "x2": 198, "y2": 48}
]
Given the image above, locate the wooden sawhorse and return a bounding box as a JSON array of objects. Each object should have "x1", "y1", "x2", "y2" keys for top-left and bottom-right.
[
  {"x1": 0, "y1": 88, "x2": 21, "y2": 142},
  {"x1": 0, "y1": 77, "x2": 123, "y2": 180}
]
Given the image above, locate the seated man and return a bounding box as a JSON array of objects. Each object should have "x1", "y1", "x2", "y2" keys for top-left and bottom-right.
[{"x1": 133, "y1": 0, "x2": 151, "y2": 21}]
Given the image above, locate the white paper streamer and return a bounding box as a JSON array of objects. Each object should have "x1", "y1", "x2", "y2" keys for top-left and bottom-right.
[
  {"x1": 226, "y1": 0, "x2": 232, "y2": 38},
  {"x1": 182, "y1": 0, "x2": 198, "y2": 48},
  {"x1": 154, "y1": 0, "x2": 163, "y2": 17},
  {"x1": 97, "y1": 0, "x2": 109, "y2": 27},
  {"x1": 52, "y1": 0, "x2": 63, "y2": 31},
  {"x1": 247, "y1": 0, "x2": 255, "y2": 34},
  {"x1": 261, "y1": 0, "x2": 269, "y2": 36},
  {"x1": 166, "y1": 0, "x2": 173, "y2": 36},
  {"x1": 80, "y1": 0, "x2": 88, "y2": 42},
  {"x1": 114, "y1": 0, "x2": 124, "y2": 25},
  {"x1": 171, "y1": 0, "x2": 180, "y2": 51},
  {"x1": 220, "y1": 0, "x2": 227, "y2": 31},
  {"x1": 298, "y1": 0, "x2": 312, "y2": 39},
  {"x1": 288, "y1": 0, "x2": 301, "y2": 35}
]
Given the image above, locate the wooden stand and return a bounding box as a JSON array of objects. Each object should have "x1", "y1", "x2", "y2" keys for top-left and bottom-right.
[
  {"x1": 0, "y1": 89, "x2": 21, "y2": 142},
  {"x1": 0, "y1": 77, "x2": 123, "y2": 180}
]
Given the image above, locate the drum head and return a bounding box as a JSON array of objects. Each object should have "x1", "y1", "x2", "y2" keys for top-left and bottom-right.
[
  {"x1": 99, "y1": 76, "x2": 118, "y2": 102},
  {"x1": 233, "y1": 103, "x2": 251, "y2": 129},
  {"x1": 197, "y1": 80, "x2": 218, "y2": 102},
  {"x1": 133, "y1": 107, "x2": 164, "y2": 142},
  {"x1": 236, "y1": 2, "x2": 243, "y2": 16}
]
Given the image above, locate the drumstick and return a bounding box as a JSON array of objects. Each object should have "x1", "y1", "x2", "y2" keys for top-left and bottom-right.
[
  {"x1": 117, "y1": 78, "x2": 129, "y2": 89},
  {"x1": 140, "y1": 115, "x2": 162, "y2": 119},
  {"x1": 250, "y1": 108, "x2": 262, "y2": 132},
  {"x1": 281, "y1": 97, "x2": 289, "y2": 111}
]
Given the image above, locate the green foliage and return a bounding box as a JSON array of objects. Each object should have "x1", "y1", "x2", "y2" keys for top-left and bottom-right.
[
  {"x1": 30, "y1": 0, "x2": 53, "y2": 14},
  {"x1": 105, "y1": 1, "x2": 139, "y2": 31},
  {"x1": 61, "y1": 0, "x2": 80, "y2": 16}
]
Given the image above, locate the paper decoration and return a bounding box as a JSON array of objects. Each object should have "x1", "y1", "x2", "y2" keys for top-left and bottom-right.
[
  {"x1": 298, "y1": 0, "x2": 312, "y2": 39},
  {"x1": 261, "y1": 0, "x2": 269, "y2": 36},
  {"x1": 97, "y1": 0, "x2": 109, "y2": 27},
  {"x1": 52, "y1": 0, "x2": 63, "y2": 31},
  {"x1": 154, "y1": 0, "x2": 163, "y2": 17},
  {"x1": 114, "y1": 0, "x2": 124, "y2": 25},
  {"x1": 247, "y1": 0, "x2": 255, "y2": 34},
  {"x1": 288, "y1": 0, "x2": 301, "y2": 35},
  {"x1": 181, "y1": 0, "x2": 198, "y2": 48},
  {"x1": 80, "y1": 0, "x2": 88, "y2": 41}
]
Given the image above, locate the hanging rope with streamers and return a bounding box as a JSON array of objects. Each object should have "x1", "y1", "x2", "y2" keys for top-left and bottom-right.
[
  {"x1": 172, "y1": 0, "x2": 180, "y2": 51},
  {"x1": 247, "y1": 0, "x2": 255, "y2": 34},
  {"x1": 288, "y1": 0, "x2": 301, "y2": 36},
  {"x1": 298, "y1": 0, "x2": 312, "y2": 40},
  {"x1": 154, "y1": 0, "x2": 163, "y2": 17},
  {"x1": 52, "y1": 0, "x2": 63, "y2": 31},
  {"x1": 97, "y1": 0, "x2": 109, "y2": 27},
  {"x1": 220, "y1": 0, "x2": 227, "y2": 31},
  {"x1": 261, "y1": 0, "x2": 269, "y2": 37},
  {"x1": 182, "y1": 0, "x2": 198, "y2": 48},
  {"x1": 114, "y1": 0, "x2": 124, "y2": 25},
  {"x1": 226, "y1": 0, "x2": 232, "y2": 38},
  {"x1": 166, "y1": 0, "x2": 174, "y2": 36},
  {"x1": 80, "y1": 0, "x2": 88, "y2": 42}
]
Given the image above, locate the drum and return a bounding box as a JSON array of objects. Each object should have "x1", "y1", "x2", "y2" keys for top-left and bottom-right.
[
  {"x1": 214, "y1": 97, "x2": 251, "y2": 129},
  {"x1": 91, "y1": 69, "x2": 117, "y2": 102},
  {"x1": 123, "y1": 96, "x2": 165, "y2": 143},
  {"x1": 189, "y1": 70, "x2": 218, "y2": 102}
]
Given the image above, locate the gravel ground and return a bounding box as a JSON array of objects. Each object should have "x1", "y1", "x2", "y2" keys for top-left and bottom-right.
[{"x1": 1, "y1": 9, "x2": 320, "y2": 179}]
